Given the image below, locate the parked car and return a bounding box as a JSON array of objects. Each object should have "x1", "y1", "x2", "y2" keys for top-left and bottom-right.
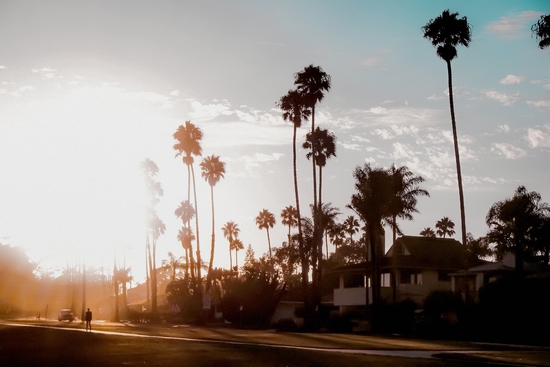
[{"x1": 58, "y1": 309, "x2": 74, "y2": 322}]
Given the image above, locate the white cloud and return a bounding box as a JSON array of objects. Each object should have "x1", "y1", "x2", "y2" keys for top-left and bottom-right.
[
  {"x1": 544, "y1": 84, "x2": 550, "y2": 90},
  {"x1": 339, "y1": 142, "x2": 362, "y2": 151},
  {"x1": 32, "y1": 68, "x2": 58, "y2": 79},
  {"x1": 427, "y1": 94, "x2": 444, "y2": 101},
  {"x1": 526, "y1": 124, "x2": 550, "y2": 148},
  {"x1": 498, "y1": 125, "x2": 510, "y2": 133},
  {"x1": 170, "y1": 90, "x2": 180, "y2": 97},
  {"x1": 19, "y1": 86, "x2": 36, "y2": 92},
  {"x1": 357, "y1": 50, "x2": 390, "y2": 69},
  {"x1": 186, "y1": 99, "x2": 233, "y2": 121},
  {"x1": 500, "y1": 74, "x2": 524, "y2": 84},
  {"x1": 481, "y1": 89, "x2": 519, "y2": 106},
  {"x1": 491, "y1": 143, "x2": 527, "y2": 159},
  {"x1": 487, "y1": 11, "x2": 542, "y2": 37},
  {"x1": 238, "y1": 152, "x2": 284, "y2": 171},
  {"x1": 526, "y1": 100, "x2": 550, "y2": 112},
  {"x1": 350, "y1": 135, "x2": 370, "y2": 143},
  {"x1": 0, "y1": 65, "x2": 6, "y2": 69},
  {"x1": 444, "y1": 86, "x2": 469, "y2": 98}
]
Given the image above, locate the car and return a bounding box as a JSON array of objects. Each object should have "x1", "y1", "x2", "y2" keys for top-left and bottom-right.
[{"x1": 58, "y1": 309, "x2": 74, "y2": 322}]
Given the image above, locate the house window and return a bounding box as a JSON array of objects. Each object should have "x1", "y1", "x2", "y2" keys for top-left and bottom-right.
[
  {"x1": 344, "y1": 273, "x2": 365, "y2": 288},
  {"x1": 438, "y1": 271, "x2": 450, "y2": 281},
  {"x1": 381, "y1": 273, "x2": 391, "y2": 287},
  {"x1": 400, "y1": 270, "x2": 422, "y2": 285}
]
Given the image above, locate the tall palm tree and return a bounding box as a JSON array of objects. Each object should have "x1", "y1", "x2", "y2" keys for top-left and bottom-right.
[
  {"x1": 423, "y1": 10, "x2": 472, "y2": 248},
  {"x1": 280, "y1": 205, "x2": 298, "y2": 245},
  {"x1": 231, "y1": 238, "x2": 244, "y2": 271},
  {"x1": 114, "y1": 266, "x2": 132, "y2": 316},
  {"x1": 161, "y1": 252, "x2": 185, "y2": 281},
  {"x1": 177, "y1": 227, "x2": 195, "y2": 279},
  {"x1": 435, "y1": 217, "x2": 456, "y2": 238},
  {"x1": 221, "y1": 221, "x2": 240, "y2": 270},
  {"x1": 386, "y1": 164, "x2": 430, "y2": 244},
  {"x1": 318, "y1": 203, "x2": 340, "y2": 259},
  {"x1": 256, "y1": 209, "x2": 276, "y2": 257},
  {"x1": 173, "y1": 121, "x2": 204, "y2": 284},
  {"x1": 149, "y1": 214, "x2": 165, "y2": 313},
  {"x1": 328, "y1": 222, "x2": 345, "y2": 252},
  {"x1": 420, "y1": 227, "x2": 436, "y2": 237},
  {"x1": 349, "y1": 163, "x2": 393, "y2": 331},
  {"x1": 277, "y1": 89, "x2": 311, "y2": 304},
  {"x1": 175, "y1": 200, "x2": 196, "y2": 277},
  {"x1": 200, "y1": 155, "x2": 226, "y2": 287},
  {"x1": 532, "y1": 14, "x2": 550, "y2": 50}
]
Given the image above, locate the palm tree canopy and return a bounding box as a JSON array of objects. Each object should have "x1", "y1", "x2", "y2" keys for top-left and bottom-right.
[
  {"x1": 277, "y1": 89, "x2": 311, "y2": 128},
  {"x1": 256, "y1": 209, "x2": 276, "y2": 230},
  {"x1": 222, "y1": 221, "x2": 240, "y2": 241},
  {"x1": 303, "y1": 127, "x2": 337, "y2": 168},
  {"x1": 343, "y1": 215, "x2": 360, "y2": 238},
  {"x1": 349, "y1": 164, "x2": 393, "y2": 225},
  {"x1": 422, "y1": 9, "x2": 472, "y2": 62},
  {"x1": 177, "y1": 227, "x2": 195, "y2": 250},
  {"x1": 200, "y1": 155, "x2": 226, "y2": 187},
  {"x1": 230, "y1": 238, "x2": 244, "y2": 252},
  {"x1": 420, "y1": 227, "x2": 436, "y2": 237},
  {"x1": 435, "y1": 217, "x2": 456, "y2": 238},
  {"x1": 174, "y1": 200, "x2": 195, "y2": 223},
  {"x1": 173, "y1": 120, "x2": 203, "y2": 162},
  {"x1": 532, "y1": 14, "x2": 550, "y2": 49},
  {"x1": 281, "y1": 206, "x2": 298, "y2": 228},
  {"x1": 140, "y1": 158, "x2": 159, "y2": 177},
  {"x1": 294, "y1": 64, "x2": 332, "y2": 108}
]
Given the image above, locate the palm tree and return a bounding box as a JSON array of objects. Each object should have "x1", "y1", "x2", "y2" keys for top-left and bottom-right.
[
  {"x1": 161, "y1": 252, "x2": 185, "y2": 281},
  {"x1": 231, "y1": 238, "x2": 245, "y2": 271},
  {"x1": 343, "y1": 215, "x2": 360, "y2": 244},
  {"x1": 200, "y1": 155, "x2": 226, "y2": 288},
  {"x1": 280, "y1": 205, "x2": 298, "y2": 245},
  {"x1": 386, "y1": 164, "x2": 430, "y2": 244},
  {"x1": 148, "y1": 214, "x2": 165, "y2": 312},
  {"x1": 277, "y1": 89, "x2": 311, "y2": 298},
  {"x1": 486, "y1": 186, "x2": 550, "y2": 274},
  {"x1": 256, "y1": 209, "x2": 276, "y2": 257},
  {"x1": 318, "y1": 203, "x2": 340, "y2": 259},
  {"x1": 423, "y1": 10, "x2": 472, "y2": 248},
  {"x1": 328, "y1": 222, "x2": 345, "y2": 252},
  {"x1": 420, "y1": 227, "x2": 436, "y2": 237},
  {"x1": 173, "y1": 121, "x2": 204, "y2": 284},
  {"x1": 532, "y1": 14, "x2": 550, "y2": 50},
  {"x1": 436, "y1": 217, "x2": 456, "y2": 238},
  {"x1": 349, "y1": 163, "x2": 393, "y2": 330},
  {"x1": 177, "y1": 226, "x2": 195, "y2": 279},
  {"x1": 221, "y1": 221, "x2": 240, "y2": 270},
  {"x1": 175, "y1": 200, "x2": 196, "y2": 277}
]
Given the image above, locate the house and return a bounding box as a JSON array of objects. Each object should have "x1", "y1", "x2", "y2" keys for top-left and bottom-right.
[{"x1": 331, "y1": 235, "x2": 482, "y2": 314}]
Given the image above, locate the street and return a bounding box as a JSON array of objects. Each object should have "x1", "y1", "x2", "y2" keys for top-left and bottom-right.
[{"x1": 1, "y1": 320, "x2": 548, "y2": 366}]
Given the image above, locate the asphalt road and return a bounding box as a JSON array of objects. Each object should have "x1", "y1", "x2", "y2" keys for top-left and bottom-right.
[{"x1": 1, "y1": 319, "x2": 549, "y2": 366}]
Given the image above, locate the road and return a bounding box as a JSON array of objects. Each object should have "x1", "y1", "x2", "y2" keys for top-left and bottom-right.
[{"x1": 1, "y1": 319, "x2": 548, "y2": 366}]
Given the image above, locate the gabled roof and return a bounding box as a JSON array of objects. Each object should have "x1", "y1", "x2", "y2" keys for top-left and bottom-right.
[{"x1": 384, "y1": 235, "x2": 470, "y2": 270}]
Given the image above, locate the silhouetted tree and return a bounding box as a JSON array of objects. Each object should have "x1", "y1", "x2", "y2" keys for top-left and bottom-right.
[
  {"x1": 420, "y1": 227, "x2": 436, "y2": 237},
  {"x1": 465, "y1": 233, "x2": 493, "y2": 261},
  {"x1": 175, "y1": 200, "x2": 196, "y2": 278},
  {"x1": 231, "y1": 238, "x2": 244, "y2": 271},
  {"x1": 532, "y1": 14, "x2": 550, "y2": 50},
  {"x1": 280, "y1": 205, "x2": 298, "y2": 245},
  {"x1": 200, "y1": 154, "x2": 226, "y2": 289},
  {"x1": 343, "y1": 215, "x2": 360, "y2": 244},
  {"x1": 256, "y1": 209, "x2": 276, "y2": 257},
  {"x1": 436, "y1": 217, "x2": 456, "y2": 239},
  {"x1": 222, "y1": 221, "x2": 240, "y2": 270},
  {"x1": 161, "y1": 252, "x2": 186, "y2": 281},
  {"x1": 423, "y1": 10, "x2": 472, "y2": 248}
]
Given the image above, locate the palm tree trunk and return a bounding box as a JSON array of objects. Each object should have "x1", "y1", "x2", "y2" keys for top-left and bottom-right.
[
  {"x1": 446, "y1": 59, "x2": 467, "y2": 247},
  {"x1": 207, "y1": 185, "x2": 215, "y2": 290},
  {"x1": 293, "y1": 124, "x2": 309, "y2": 311},
  {"x1": 191, "y1": 164, "x2": 202, "y2": 285},
  {"x1": 266, "y1": 228, "x2": 272, "y2": 257},
  {"x1": 229, "y1": 238, "x2": 233, "y2": 270}
]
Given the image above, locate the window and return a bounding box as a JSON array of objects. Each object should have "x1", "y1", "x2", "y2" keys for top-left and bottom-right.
[
  {"x1": 400, "y1": 270, "x2": 422, "y2": 285},
  {"x1": 438, "y1": 271, "x2": 450, "y2": 282},
  {"x1": 381, "y1": 273, "x2": 391, "y2": 287},
  {"x1": 344, "y1": 274, "x2": 365, "y2": 288}
]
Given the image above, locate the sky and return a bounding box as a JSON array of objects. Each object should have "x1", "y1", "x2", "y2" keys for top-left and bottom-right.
[{"x1": 0, "y1": 0, "x2": 549, "y2": 283}]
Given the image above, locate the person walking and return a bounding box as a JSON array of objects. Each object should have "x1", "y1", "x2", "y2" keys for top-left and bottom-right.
[{"x1": 85, "y1": 308, "x2": 92, "y2": 331}]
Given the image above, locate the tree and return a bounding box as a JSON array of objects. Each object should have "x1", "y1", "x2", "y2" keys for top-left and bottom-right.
[
  {"x1": 349, "y1": 163, "x2": 393, "y2": 329},
  {"x1": 386, "y1": 164, "x2": 429, "y2": 244},
  {"x1": 532, "y1": 14, "x2": 550, "y2": 50},
  {"x1": 343, "y1": 215, "x2": 360, "y2": 244},
  {"x1": 175, "y1": 200, "x2": 196, "y2": 278},
  {"x1": 148, "y1": 214, "x2": 165, "y2": 312},
  {"x1": 277, "y1": 89, "x2": 311, "y2": 304},
  {"x1": 173, "y1": 121, "x2": 204, "y2": 284},
  {"x1": 486, "y1": 186, "x2": 550, "y2": 273},
  {"x1": 319, "y1": 203, "x2": 341, "y2": 259},
  {"x1": 222, "y1": 221, "x2": 240, "y2": 270},
  {"x1": 423, "y1": 10, "x2": 472, "y2": 248},
  {"x1": 114, "y1": 266, "x2": 132, "y2": 316},
  {"x1": 256, "y1": 209, "x2": 276, "y2": 257},
  {"x1": 465, "y1": 233, "x2": 493, "y2": 261},
  {"x1": 161, "y1": 252, "x2": 186, "y2": 281},
  {"x1": 436, "y1": 217, "x2": 456, "y2": 238},
  {"x1": 420, "y1": 227, "x2": 436, "y2": 237},
  {"x1": 200, "y1": 154, "x2": 226, "y2": 288},
  {"x1": 280, "y1": 205, "x2": 298, "y2": 245},
  {"x1": 231, "y1": 238, "x2": 244, "y2": 271}
]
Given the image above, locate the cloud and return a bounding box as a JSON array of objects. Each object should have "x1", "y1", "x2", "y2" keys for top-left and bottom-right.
[
  {"x1": 339, "y1": 142, "x2": 362, "y2": 151},
  {"x1": 0, "y1": 65, "x2": 6, "y2": 69},
  {"x1": 238, "y1": 152, "x2": 284, "y2": 172},
  {"x1": 487, "y1": 11, "x2": 542, "y2": 37},
  {"x1": 186, "y1": 99, "x2": 233, "y2": 121},
  {"x1": 491, "y1": 143, "x2": 527, "y2": 159},
  {"x1": 526, "y1": 100, "x2": 550, "y2": 112},
  {"x1": 526, "y1": 124, "x2": 550, "y2": 148},
  {"x1": 170, "y1": 90, "x2": 180, "y2": 97},
  {"x1": 500, "y1": 75, "x2": 524, "y2": 84},
  {"x1": 498, "y1": 125, "x2": 510, "y2": 133},
  {"x1": 427, "y1": 94, "x2": 444, "y2": 101},
  {"x1": 544, "y1": 84, "x2": 550, "y2": 90},
  {"x1": 481, "y1": 89, "x2": 519, "y2": 106},
  {"x1": 357, "y1": 50, "x2": 390, "y2": 69},
  {"x1": 32, "y1": 68, "x2": 58, "y2": 79},
  {"x1": 371, "y1": 125, "x2": 419, "y2": 140}
]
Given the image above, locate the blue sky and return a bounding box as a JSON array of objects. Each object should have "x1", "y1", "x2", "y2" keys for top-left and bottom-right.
[{"x1": 0, "y1": 1, "x2": 549, "y2": 281}]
